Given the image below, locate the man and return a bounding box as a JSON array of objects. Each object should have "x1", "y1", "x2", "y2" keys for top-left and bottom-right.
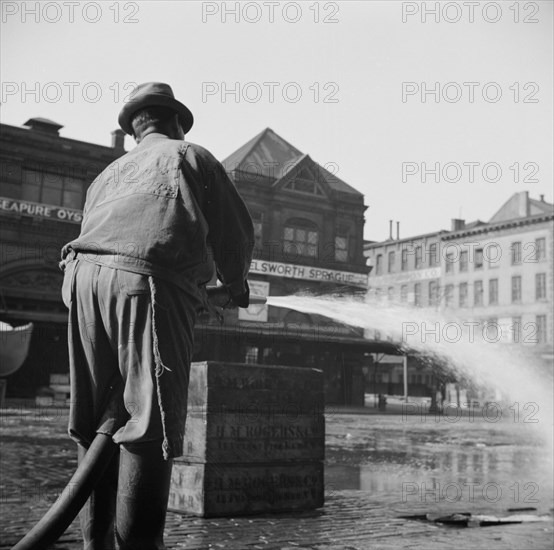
[{"x1": 60, "y1": 82, "x2": 254, "y2": 549}]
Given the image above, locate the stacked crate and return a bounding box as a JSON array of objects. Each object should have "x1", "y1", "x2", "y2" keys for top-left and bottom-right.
[{"x1": 169, "y1": 361, "x2": 325, "y2": 517}]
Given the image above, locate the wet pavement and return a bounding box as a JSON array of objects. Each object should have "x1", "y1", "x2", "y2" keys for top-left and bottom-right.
[{"x1": 1, "y1": 400, "x2": 553, "y2": 549}]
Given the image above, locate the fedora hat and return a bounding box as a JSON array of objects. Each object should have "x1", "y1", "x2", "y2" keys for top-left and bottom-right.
[{"x1": 118, "y1": 82, "x2": 194, "y2": 135}]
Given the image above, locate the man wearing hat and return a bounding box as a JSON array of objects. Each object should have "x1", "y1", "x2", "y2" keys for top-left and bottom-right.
[{"x1": 60, "y1": 82, "x2": 254, "y2": 548}]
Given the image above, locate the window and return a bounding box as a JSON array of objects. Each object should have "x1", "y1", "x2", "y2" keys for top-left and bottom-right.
[
  {"x1": 414, "y1": 283, "x2": 421, "y2": 306},
  {"x1": 534, "y1": 238, "x2": 546, "y2": 261},
  {"x1": 429, "y1": 281, "x2": 439, "y2": 306},
  {"x1": 400, "y1": 285, "x2": 408, "y2": 303},
  {"x1": 487, "y1": 244, "x2": 500, "y2": 267},
  {"x1": 535, "y1": 315, "x2": 547, "y2": 344},
  {"x1": 444, "y1": 284, "x2": 454, "y2": 307},
  {"x1": 429, "y1": 243, "x2": 438, "y2": 266},
  {"x1": 335, "y1": 235, "x2": 348, "y2": 262},
  {"x1": 489, "y1": 279, "x2": 498, "y2": 305},
  {"x1": 445, "y1": 253, "x2": 454, "y2": 274},
  {"x1": 474, "y1": 248, "x2": 483, "y2": 270},
  {"x1": 415, "y1": 246, "x2": 422, "y2": 269},
  {"x1": 536, "y1": 273, "x2": 546, "y2": 300},
  {"x1": 388, "y1": 251, "x2": 395, "y2": 273},
  {"x1": 244, "y1": 346, "x2": 258, "y2": 364},
  {"x1": 283, "y1": 220, "x2": 319, "y2": 258},
  {"x1": 387, "y1": 287, "x2": 394, "y2": 301},
  {"x1": 512, "y1": 316, "x2": 521, "y2": 343},
  {"x1": 511, "y1": 276, "x2": 522, "y2": 303},
  {"x1": 511, "y1": 242, "x2": 522, "y2": 265},
  {"x1": 375, "y1": 288, "x2": 382, "y2": 299},
  {"x1": 375, "y1": 254, "x2": 383, "y2": 275},
  {"x1": 474, "y1": 280, "x2": 484, "y2": 306},
  {"x1": 459, "y1": 283, "x2": 468, "y2": 307},
  {"x1": 401, "y1": 249, "x2": 408, "y2": 271},
  {"x1": 460, "y1": 250, "x2": 468, "y2": 272},
  {"x1": 22, "y1": 168, "x2": 84, "y2": 209},
  {"x1": 252, "y1": 213, "x2": 263, "y2": 254},
  {"x1": 484, "y1": 318, "x2": 499, "y2": 342}
]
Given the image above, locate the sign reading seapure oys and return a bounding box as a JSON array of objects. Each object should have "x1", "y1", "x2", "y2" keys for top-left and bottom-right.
[{"x1": 0, "y1": 197, "x2": 83, "y2": 224}]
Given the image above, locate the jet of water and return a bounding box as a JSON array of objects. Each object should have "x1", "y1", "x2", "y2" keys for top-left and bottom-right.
[{"x1": 266, "y1": 293, "x2": 554, "y2": 452}]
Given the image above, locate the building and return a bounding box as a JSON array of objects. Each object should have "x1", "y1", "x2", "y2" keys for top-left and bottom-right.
[
  {"x1": 363, "y1": 191, "x2": 554, "y2": 398},
  {"x1": 365, "y1": 227, "x2": 447, "y2": 309},
  {"x1": 0, "y1": 118, "x2": 126, "y2": 396},
  {"x1": 193, "y1": 128, "x2": 374, "y2": 405},
  {"x1": 1, "y1": 122, "x2": 378, "y2": 405},
  {"x1": 441, "y1": 192, "x2": 553, "y2": 361}
]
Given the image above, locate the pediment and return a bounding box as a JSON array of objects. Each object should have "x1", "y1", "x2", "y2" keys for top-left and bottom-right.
[{"x1": 273, "y1": 155, "x2": 330, "y2": 198}]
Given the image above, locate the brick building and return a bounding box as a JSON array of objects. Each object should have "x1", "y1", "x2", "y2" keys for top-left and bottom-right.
[
  {"x1": 363, "y1": 191, "x2": 554, "y2": 398},
  {"x1": 1, "y1": 122, "x2": 377, "y2": 405},
  {"x1": 194, "y1": 128, "x2": 374, "y2": 404},
  {"x1": 0, "y1": 118, "x2": 125, "y2": 395},
  {"x1": 441, "y1": 192, "x2": 553, "y2": 356}
]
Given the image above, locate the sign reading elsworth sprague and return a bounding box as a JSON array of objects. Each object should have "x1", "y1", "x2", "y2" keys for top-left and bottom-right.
[
  {"x1": 0, "y1": 197, "x2": 83, "y2": 224},
  {"x1": 249, "y1": 259, "x2": 368, "y2": 288}
]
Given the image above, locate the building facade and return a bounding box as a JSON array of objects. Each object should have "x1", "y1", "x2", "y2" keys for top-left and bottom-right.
[
  {"x1": 366, "y1": 229, "x2": 447, "y2": 310},
  {"x1": 363, "y1": 191, "x2": 554, "y2": 398},
  {"x1": 441, "y1": 193, "x2": 553, "y2": 357},
  {"x1": 194, "y1": 128, "x2": 373, "y2": 405},
  {"x1": 0, "y1": 118, "x2": 125, "y2": 395},
  {"x1": 1, "y1": 122, "x2": 374, "y2": 405}
]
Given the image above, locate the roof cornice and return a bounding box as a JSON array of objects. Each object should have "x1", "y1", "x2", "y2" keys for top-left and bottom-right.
[{"x1": 443, "y1": 213, "x2": 554, "y2": 240}]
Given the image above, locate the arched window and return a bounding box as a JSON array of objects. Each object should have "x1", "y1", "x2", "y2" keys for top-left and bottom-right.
[
  {"x1": 415, "y1": 246, "x2": 422, "y2": 268},
  {"x1": 388, "y1": 251, "x2": 395, "y2": 273},
  {"x1": 375, "y1": 254, "x2": 383, "y2": 275},
  {"x1": 283, "y1": 218, "x2": 319, "y2": 258}
]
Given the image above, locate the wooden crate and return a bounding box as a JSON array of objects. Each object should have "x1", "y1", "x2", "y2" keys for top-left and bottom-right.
[
  {"x1": 182, "y1": 412, "x2": 324, "y2": 463},
  {"x1": 170, "y1": 361, "x2": 325, "y2": 517},
  {"x1": 169, "y1": 461, "x2": 324, "y2": 517},
  {"x1": 187, "y1": 361, "x2": 324, "y2": 415}
]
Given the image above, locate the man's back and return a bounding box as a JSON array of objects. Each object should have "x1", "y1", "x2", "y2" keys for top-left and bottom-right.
[{"x1": 65, "y1": 133, "x2": 252, "y2": 294}]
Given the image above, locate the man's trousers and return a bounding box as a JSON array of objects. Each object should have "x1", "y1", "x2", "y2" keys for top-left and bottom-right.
[{"x1": 62, "y1": 256, "x2": 201, "y2": 459}]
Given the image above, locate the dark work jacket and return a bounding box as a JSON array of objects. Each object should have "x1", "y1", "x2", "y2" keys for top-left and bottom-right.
[{"x1": 62, "y1": 133, "x2": 254, "y2": 304}]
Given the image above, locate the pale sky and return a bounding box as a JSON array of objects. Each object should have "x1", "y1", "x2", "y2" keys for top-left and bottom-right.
[{"x1": 1, "y1": 0, "x2": 552, "y2": 241}]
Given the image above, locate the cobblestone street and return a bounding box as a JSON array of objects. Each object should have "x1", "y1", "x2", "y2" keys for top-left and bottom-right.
[{"x1": 1, "y1": 402, "x2": 553, "y2": 549}]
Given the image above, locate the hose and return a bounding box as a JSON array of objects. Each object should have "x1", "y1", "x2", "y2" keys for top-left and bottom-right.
[
  {"x1": 12, "y1": 285, "x2": 265, "y2": 548},
  {"x1": 12, "y1": 433, "x2": 118, "y2": 550}
]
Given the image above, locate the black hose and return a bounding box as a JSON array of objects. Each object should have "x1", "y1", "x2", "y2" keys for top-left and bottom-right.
[{"x1": 12, "y1": 433, "x2": 118, "y2": 550}]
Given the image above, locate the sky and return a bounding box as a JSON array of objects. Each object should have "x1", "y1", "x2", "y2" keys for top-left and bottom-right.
[{"x1": 1, "y1": 0, "x2": 552, "y2": 241}]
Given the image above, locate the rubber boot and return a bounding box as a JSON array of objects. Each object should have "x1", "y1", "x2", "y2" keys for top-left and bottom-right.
[
  {"x1": 115, "y1": 443, "x2": 173, "y2": 550},
  {"x1": 78, "y1": 444, "x2": 119, "y2": 550}
]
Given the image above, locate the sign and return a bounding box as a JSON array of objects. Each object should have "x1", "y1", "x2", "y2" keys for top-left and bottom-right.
[
  {"x1": 0, "y1": 196, "x2": 83, "y2": 224},
  {"x1": 249, "y1": 259, "x2": 368, "y2": 288},
  {"x1": 238, "y1": 280, "x2": 269, "y2": 322},
  {"x1": 169, "y1": 462, "x2": 324, "y2": 517},
  {"x1": 369, "y1": 267, "x2": 441, "y2": 284}
]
